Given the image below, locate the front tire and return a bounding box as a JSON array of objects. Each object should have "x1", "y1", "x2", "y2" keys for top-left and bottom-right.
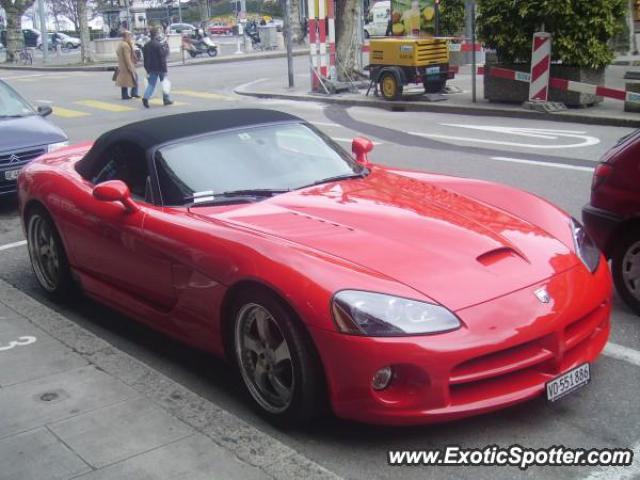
[
  {"x1": 232, "y1": 289, "x2": 323, "y2": 425},
  {"x1": 612, "y1": 229, "x2": 640, "y2": 315},
  {"x1": 207, "y1": 47, "x2": 217, "y2": 57},
  {"x1": 26, "y1": 206, "x2": 73, "y2": 300}
]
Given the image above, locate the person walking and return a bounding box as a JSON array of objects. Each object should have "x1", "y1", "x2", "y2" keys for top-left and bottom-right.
[
  {"x1": 142, "y1": 26, "x2": 173, "y2": 108},
  {"x1": 115, "y1": 31, "x2": 139, "y2": 100}
]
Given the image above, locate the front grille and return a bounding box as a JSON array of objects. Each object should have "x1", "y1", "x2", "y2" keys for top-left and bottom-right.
[
  {"x1": 448, "y1": 302, "x2": 609, "y2": 405},
  {"x1": 0, "y1": 147, "x2": 46, "y2": 167}
]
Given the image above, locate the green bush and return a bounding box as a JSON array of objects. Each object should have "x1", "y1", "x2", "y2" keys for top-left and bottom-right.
[
  {"x1": 477, "y1": 0, "x2": 627, "y2": 69},
  {"x1": 439, "y1": 0, "x2": 465, "y2": 36}
]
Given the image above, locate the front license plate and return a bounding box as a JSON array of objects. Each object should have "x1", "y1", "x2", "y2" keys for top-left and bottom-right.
[
  {"x1": 426, "y1": 66, "x2": 440, "y2": 75},
  {"x1": 4, "y1": 169, "x2": 20, "y2": 181},
  {"x1": 546, "y1": 363, "x2": 590, "y2": 402}
]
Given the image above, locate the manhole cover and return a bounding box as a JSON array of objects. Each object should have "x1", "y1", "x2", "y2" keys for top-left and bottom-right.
[{"x1": 40, "y1": 392, "x2": 59, "y2": 402}]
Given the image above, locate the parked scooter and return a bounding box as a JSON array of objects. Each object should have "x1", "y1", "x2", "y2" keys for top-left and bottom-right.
[{"x1": 182, "y1": 30, "x2": 218, "y2": 58}]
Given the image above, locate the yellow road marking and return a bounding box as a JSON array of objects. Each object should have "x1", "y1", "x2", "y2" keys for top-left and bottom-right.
[
  {"x1": 172, "y1": 89, "x2": 234, "y2": 101},
  {"x1": 149, "y1": 98, "x2": 187, "y2": 106},
  {"x1": 51, "y1": 106, "x2": 90, "y2": 118},
  {"x1": 75, "y1": 100, "x2": 136, "y2": 112}
]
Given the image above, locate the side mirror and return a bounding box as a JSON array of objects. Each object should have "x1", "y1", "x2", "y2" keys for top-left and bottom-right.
[
  {"x1": 352, "y1": 137, "x2": 374, "y2": 166},
  {"x1": 93, "y1": 180, "x2": 139, "y2": 213},
  {"x1": 37, "y1": 105, "x2": 52, "y2": 117}
]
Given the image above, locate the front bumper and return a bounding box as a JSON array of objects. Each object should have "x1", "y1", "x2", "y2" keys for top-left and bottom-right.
[
  {"x1": 581, "y1": 204, "x2": 624, "y2": 258},
  {"x1": 310, "y1": 261, "x2": 612, "y2": 426}
]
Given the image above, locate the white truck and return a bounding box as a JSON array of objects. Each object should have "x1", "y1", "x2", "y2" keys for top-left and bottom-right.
[{"x1": 364, "y1": 0, "x2": 390, "y2": 38}]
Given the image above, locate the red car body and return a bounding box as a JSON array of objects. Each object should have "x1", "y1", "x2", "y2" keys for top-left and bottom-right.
[
  {"x1": 209, "y1": 23, "x2": 233, "y2": 35},
  {"x1": 18, "y1": 116, "x2": 611, "y2": 426}
]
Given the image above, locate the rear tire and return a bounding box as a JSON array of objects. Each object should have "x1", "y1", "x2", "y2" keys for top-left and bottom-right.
[
  {"x1": 612, "y1": 229, "x2": 640, "y2": 315},
  {"x1": 231, "y1": 288, "x2": 323, "y2": 426},
  {"x1": 26, "y1": 206, "x2": 73, "y2": 301},
  {"x1": 424, "y1": 78, "x2": 446, "y2": 94}
]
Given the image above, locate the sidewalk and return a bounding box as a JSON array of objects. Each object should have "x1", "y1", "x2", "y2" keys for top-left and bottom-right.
[
  {"x1": 0, "y1": 44, "x2": 307, "y2": 72},
  {"x1": 0, "y1": 278, "x2": 340, "y2": 480},
  {"x1": 235, "y1": 63, "x2": 640, "y2": 128}
]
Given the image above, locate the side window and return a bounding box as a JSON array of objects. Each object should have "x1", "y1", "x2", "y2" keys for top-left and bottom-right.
[{"x1": 93, "y1": 142, "x2": 150, "y2": 201}]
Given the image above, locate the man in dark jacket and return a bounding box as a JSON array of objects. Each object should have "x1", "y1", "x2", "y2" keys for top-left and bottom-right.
[{"x1": 142, "y1": 26, "x2": 173, "y2": 108}]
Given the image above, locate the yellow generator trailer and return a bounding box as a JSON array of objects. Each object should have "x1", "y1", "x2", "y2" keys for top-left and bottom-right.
[{"x1": 368, "y1": 37, "x2": 452, "y2": 100}]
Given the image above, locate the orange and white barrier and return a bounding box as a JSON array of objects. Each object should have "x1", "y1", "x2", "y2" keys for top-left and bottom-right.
[
  {"x1": 529, "y1": 32, "x2": 551, "y2": 101},
  {"x1": 485, "y1": 66, "x2": 640, "y2": 104}
]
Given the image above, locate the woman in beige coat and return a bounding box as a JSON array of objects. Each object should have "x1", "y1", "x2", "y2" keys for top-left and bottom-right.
[{"x1": 115, "y1": 31, "x2": 139, "y2": 99}]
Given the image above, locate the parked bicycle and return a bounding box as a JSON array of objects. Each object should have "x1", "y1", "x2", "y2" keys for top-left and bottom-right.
[{"x1": 13, "y1": 47, "x2": 33, "y2": 65}]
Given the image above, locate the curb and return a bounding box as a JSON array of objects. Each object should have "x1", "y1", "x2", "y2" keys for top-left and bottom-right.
[
  {"x1": 234, "y1": 88, "x2": 640, "y2": 128},
  {"x1": 0, "y1": 278, "x2": 341, "y2": 480},
  {"x1": 0, "y1": 49, "x2": 307, "y2": 73}
]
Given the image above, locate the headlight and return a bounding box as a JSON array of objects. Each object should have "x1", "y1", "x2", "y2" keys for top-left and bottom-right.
[
  {"x1": 332, "y1": 290, "x2": 461, "y2": 336},
  {"x1": 570, "y1": 218, "x2": 600, "y2": 273},
  {"x1": 47, "y1": 141, "x2": 68, "y2": 152}
]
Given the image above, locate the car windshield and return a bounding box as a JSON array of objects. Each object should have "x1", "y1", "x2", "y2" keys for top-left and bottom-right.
[
  {"x1": 0, "y1": 82, "x2": 35, "y2": 117},
  {"x1": 156, "y1": 123, "x2": 365, "y2": 206}
]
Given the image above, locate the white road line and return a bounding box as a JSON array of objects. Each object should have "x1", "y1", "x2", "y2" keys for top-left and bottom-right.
[
  {"x1": 603, "y1": 342, "x2": 640, "y2": 368},
  {"x1": 491, "y1": 156, "x2": 594, "y2": 172},
  {"x1": 582, "y1": 439, "x2": 640, "y2": 480},
  {"x1": 0, "y1": 240, "x2": 27, "y2": 251},
  {"x1": 234, "y1": 78, "x2": 269, "y2": 91},
  {"x1": 311, "y1": 121, "x2": 341, "y2": 127},
  {"x1": 411, "y1": 131, "x2": 599, "y2": 149},
  {"x1": 331, "y1": 137, "x2": 382, "y2": 145}
]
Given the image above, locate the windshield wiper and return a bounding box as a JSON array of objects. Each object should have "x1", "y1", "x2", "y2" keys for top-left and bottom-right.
[
  {"x1": 218, "y1": 188, "x2": 291, "y2": 197},
  {"x1": 298, "y1": 168, "x2": 370, "y2": 189},
  {"x1": 184, "y1": 188, "x2": 290, "y2": 206}
]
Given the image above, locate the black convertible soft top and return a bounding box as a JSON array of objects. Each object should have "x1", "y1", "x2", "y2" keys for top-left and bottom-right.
[{"x1": 76, "y1": 109, "x2": 302, "y2": 178}]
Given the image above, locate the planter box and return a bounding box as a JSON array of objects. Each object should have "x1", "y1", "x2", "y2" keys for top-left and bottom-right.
[{"x1": 484, "y1": 62, "x2": 605, "y2": 107}]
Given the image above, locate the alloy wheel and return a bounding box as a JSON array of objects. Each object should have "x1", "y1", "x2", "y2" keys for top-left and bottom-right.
[
  {"x1": 27, "y1": 213, "x2": 60, "y2": 292},
  {"x1": 621, "y1": 239, "x2": 640, "y2": 301},
  {"x1": 235, "y1": 303, "x2": 295, "y2": 413}
]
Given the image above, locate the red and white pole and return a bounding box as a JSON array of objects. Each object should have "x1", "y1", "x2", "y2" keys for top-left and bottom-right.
[
  {"x1": 308, "y1": 0, "x2": 319, "y2": 91},
  {"x1": 529, "y1": 32, "x2": 551, "y2": 101}
]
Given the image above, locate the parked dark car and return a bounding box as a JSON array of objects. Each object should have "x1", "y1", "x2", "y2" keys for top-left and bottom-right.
[
  {"x1": 0, "y1": 80, "x2": 68, "y2": 197},
  {"x1": 583, "y1": 129, "x2": 640, "y2": 315},
  {"x1": 0, "y1": 28, "x2": 41, "y2": 48}
]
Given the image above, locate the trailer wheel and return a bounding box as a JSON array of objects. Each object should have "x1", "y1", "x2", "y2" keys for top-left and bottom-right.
[{"x1": 380, "y1": 72, "x2": 402, "y2": 100}]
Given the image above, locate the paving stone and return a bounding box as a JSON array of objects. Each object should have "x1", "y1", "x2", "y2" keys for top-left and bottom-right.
[
  {"x1": 72, "y1": 433, "x2": 269, "y2": 480},
  {"x1": 0, "y1": 335, "x2": 87, "y2": 387},
  {"x1": 264, "y1": 452, "x2": 344, "y2": 480},
  {"x1": 49, "y1": 396, "x2": 194, "y2": 468},
  {"x1": 0, "y1": 366, "x2": 138, "y2": 438},
  {"x1": 0, "y1": 427, "x2": 91, "y2": 480}
]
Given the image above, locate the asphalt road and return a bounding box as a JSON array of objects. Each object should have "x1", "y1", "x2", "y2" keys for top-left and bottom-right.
[{"x1": 1, "y1": 57, "x2": 639, "y2": 480}]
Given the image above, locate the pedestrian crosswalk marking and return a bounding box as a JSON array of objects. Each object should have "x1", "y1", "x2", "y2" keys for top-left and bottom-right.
[
  {"x1": 172, "y1": 90, "x2": 234, "y2": 101},
  {"x1": 75, "y1": 100, "x2": 136, "y2": 112},
  {"x1": 149, "y1": 98, "x2": 187, "y2": 106},
  {"x1": 51, "y1": 106, "x2": 90, "y2": 118}
]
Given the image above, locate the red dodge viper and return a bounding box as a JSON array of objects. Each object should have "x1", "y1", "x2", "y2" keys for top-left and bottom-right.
[{"x1": 18, "y1": 109, "x2": 612, "y2": 426}]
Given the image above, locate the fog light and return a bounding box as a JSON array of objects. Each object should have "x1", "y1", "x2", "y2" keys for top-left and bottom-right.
[{"x1": 371, "y1": 366, "x2": 394, "y2": 390}]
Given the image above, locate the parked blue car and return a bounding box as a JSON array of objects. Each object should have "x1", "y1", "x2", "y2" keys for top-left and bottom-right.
[{"x1": 0, "y1": 79, "x2": 68, "y2": 197}]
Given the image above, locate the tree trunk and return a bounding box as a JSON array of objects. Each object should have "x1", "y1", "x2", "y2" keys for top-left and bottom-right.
[
  {"x1": 335, "y1": 0, "x2": 358, "y2": 81},
  {"x1": 289, "y1": 0, "x2": 305, "y2": 45},
  {"x1": 3, "y1": 5, "x2": 24, "y2": 63},
  {"x1": 77, "y1": 0, "x2": 93, "y2": 63}
]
